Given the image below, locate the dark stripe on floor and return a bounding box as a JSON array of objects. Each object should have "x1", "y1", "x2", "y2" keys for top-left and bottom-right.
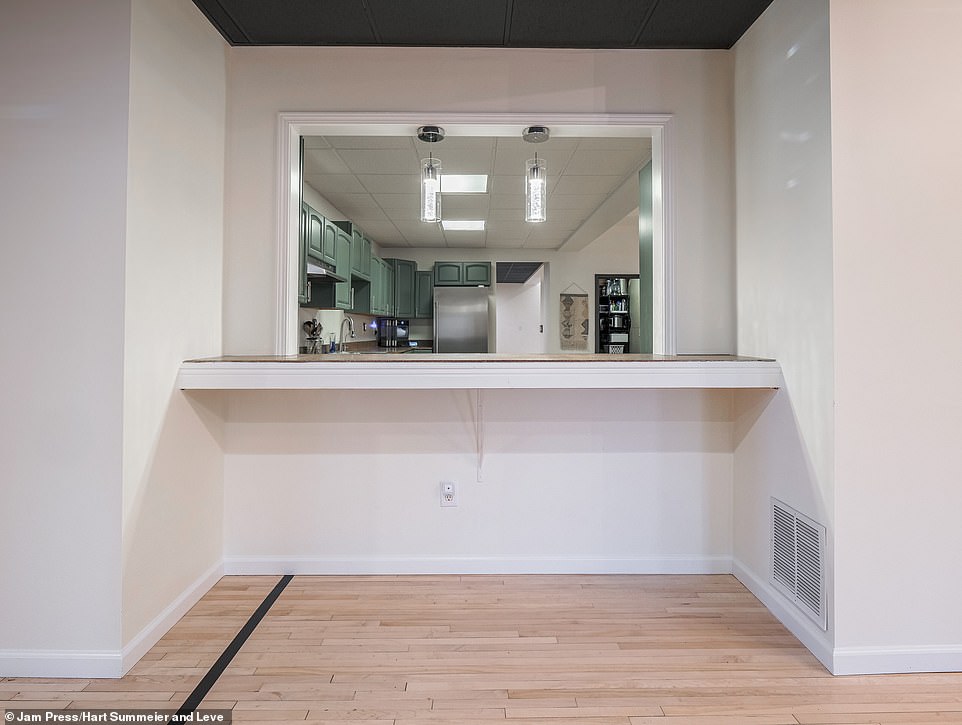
[{"x1": 176, "y1": 574, "x2": 294, "y2": 714}]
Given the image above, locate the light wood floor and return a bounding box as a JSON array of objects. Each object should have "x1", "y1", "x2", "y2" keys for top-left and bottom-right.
[{"x1": 4, "y1": 575, "x2": 962, "y2": 724}]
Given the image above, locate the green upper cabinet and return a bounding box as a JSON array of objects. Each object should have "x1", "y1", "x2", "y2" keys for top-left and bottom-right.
[
  {"x1": 463, "y1": 262, "x2": 491, "y2": 286},
  {"x1": 433, "y1": 261, "x2": 492, "y2": 287},
  {"x1": 333, "y1": 227, "x2": 352, "y2": 309},
  {"x1": 351, "y1": 230, "x2": 372, "y2": 281},
  {"x1": 387, "y1": 259, "x2": 416, "y2": 319},
  {"x1": 305, "y1": 205, "x2": 324, "y2": 261},
  {"x1": 415, "y1": 270, "x2": 434, "y2": 318},
  {"x1": 298, "y1": 204, "x2": 308, "y2": 304},
  {"x1": 433, "y1": 262, "x2": 463, "y2": 286},
  {"x1": 321, "y1": 218, "x2": 337, "y2": 266},
  {"x1": 302, "y1": 225, "x2": 353, "y2": 310}
]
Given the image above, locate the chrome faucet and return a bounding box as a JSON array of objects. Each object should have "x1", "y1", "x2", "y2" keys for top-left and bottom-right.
[{"x1": 338, "y1": 315, "x2": 356, "y2": 352}]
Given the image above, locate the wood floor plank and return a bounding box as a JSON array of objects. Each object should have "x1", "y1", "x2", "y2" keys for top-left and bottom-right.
[{"x1": 4, "y1": 574, "x2": 962, "y2": 724}]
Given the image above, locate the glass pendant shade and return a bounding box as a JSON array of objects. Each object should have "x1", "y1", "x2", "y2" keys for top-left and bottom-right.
[
  {"x1": 420, "y1": 156, "x2": 442, "y2": 222},
  {"x1": 525, "y1": 156, "x2": 546, "y2": 223}
]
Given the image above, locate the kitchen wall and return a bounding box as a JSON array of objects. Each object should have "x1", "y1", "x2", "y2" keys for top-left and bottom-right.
[
  {"x1": 829, "y1": 0, "x2": 962, "y2": 674},
  {"x1": 732, "y1": 0, "x2": 835, "y2": 668},
  {"x1": 121, "y1": 0, "x2": 227, "y2": 661},
  {"x1": 223, "y1": 388, "x2": 735, "y2": 574},
  {"x1": 495, "y1": 266, "x2": 545, "y2": 354},
  {"x1": 0, "y1": 0, "x2": 129, "y2": 674},
  {"x1": 223, "y1": 46, "x2": 735, "y2": 355}
]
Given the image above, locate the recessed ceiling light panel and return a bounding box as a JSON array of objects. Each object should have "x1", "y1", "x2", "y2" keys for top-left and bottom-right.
[
  {"x1": 441, "y1": 220, "x2": 485, "y2": 231},
  {"x1": 441, "y1": 175, "x2": 488, "y2": 193}
]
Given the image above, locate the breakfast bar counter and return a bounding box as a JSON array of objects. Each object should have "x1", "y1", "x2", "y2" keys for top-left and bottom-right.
[{"x1": 177, "y1": 353, "x2": 782, "y2": 390}]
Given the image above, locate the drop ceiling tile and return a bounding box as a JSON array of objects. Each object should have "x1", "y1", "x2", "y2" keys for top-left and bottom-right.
[
  {"x1": 357, "y1": 174, "x2": 420, "y2": 194},
  {"x1": 444, "y1": 236, "x2": 487, "y2": 248},
  {"x1": 304, "y1": 174, "x2": 367, "y2": 194},
  {"x1": 563, "y1": 147, "x2": 650, "y2": 177},
  {"x1": 489, "y1": 175, "x2": 525, "y2": 195},
  {"x1": 372, "y1": 193, "x2": 420, "y2": 211},
  {"x1": 440, "y1": 195, "x2": 489, "y2": 216},
  {"x1": 368, "y1": 0, "x2": 508, "y2": 46},
  {"x1": 485, "y1": 220, "x2": 530, "y2": 236},
  {"x1": 489, "y1": 193, "x2": 525, "y2": 210},
  {"x1": 338, "y1": 149, "x2": 420, "y2": 174},
  {"x1": 304, "y1": 148, "x2": 351, "y2": 175},
  {"x1": 508, "y1": 0, "x2": 657, "y2": 47},
  {"x1": 485, "y1": 237, "x2": 528, "y2": 249},
  {"x1": 492, "y1": 137, "x2": 578, "y2": 175},
  {"x1": 551, "y1": 175, "x2": 625, "y2": 196},
  {"x1": 320, "y1": 193, "x2": 383, "y2": 215},
  {"x1": 328, "y1": 136, "x2": 414, "y2": 150},
  {"x1": 523, "y1": 237, "x2": 568, "y2": 249},
  {"x1": 488, "y1": 207, "x2": 525, "y2": 222},
  {"x1": 303, "y1": 137, "x2": 331, "y2": 150},
  {"x1": 548, "y1": 193, "x2": 607, "y2": 211},
  {"x1": 394, "y1": 221, "x2": 446, "y2": 243}
]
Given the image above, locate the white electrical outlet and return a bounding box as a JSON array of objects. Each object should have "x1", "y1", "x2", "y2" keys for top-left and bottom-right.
[{"x1": 440, "y1": 481, "x2": 457, "y2": 507}]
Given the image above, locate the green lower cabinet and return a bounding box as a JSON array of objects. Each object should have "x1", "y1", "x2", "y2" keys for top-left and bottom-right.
[
  {"x1": 415, "y1": 270, "x2": 433, "y2": 318},
  {"x1": 387, "y1": 259, "x2": 416, "y2": 319},
  {"x1": 370, "y1": 257, "x2": 384, "y2": 315}
]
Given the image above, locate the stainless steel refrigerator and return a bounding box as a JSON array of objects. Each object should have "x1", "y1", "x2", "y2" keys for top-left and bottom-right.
[{"x1": 433, "y1": 286, "x2": 492, "y2": 353}]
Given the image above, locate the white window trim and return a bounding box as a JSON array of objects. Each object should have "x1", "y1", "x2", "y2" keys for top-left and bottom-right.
[{"x1": 274, "y1": 112, "x2": 676, "y2": 355}]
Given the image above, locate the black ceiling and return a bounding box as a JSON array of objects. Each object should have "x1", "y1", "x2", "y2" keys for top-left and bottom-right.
[
  {"x1": 497, "y1": 262, "x2": 543, "y2": 284},
  {"x1": 193, "y1": 0, "x2": 773, "y2": 49}
]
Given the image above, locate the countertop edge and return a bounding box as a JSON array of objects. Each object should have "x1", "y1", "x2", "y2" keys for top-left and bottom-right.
[{"x1": 177, "y1": 355, "x2": 783, "y2": 391}]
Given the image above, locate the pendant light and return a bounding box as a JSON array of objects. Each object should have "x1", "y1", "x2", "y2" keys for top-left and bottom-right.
[
  {"x1": 525, "y1": 154, "x2": 547, "y2": 223},
  {"x1": 522, "y1": 126, "x2": 549, "y2": 223},
  {"x1": 417, "y1": 126, "x2": 444, "y2": 223}
]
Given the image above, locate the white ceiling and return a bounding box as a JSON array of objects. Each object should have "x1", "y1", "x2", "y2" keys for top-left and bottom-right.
[{"x1": 303, "y1": 134, "x2": 652, "y2": 250}]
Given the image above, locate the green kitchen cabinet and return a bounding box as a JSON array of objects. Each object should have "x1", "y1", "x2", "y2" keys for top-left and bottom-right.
[
  {"x1": 414, "y1": 270, "x2": 433, "y2": 318},
  {"x1": 351, "y1": 230, "x2": 372, "y2": 281},
  {"x1": 387, "y1": 258, "x2": 416, "y2": 319},
  {"x1": 370, "y1": 257, "x2": 384, "y2": 315},
  {"x1": 298, "y1": 204, "x2": 309, "y2": 304},
  {"x1": 303, "y1": 226, "x2": 352, "y2": 310},
  {"x1": 321, "y1": 218, "x2": 337, "y2": 266},
  {"x1": 433, "y1": 261, "x2": 463, "y2": 286},
  {"x1": 463, "y1": 262, "x2": 491, "y2": 286},
  {"x1": 433, "y1": 261, "x2": 492, "y2": 287},
  {"x1": 305, "y1": 204, "x2": 324, "y2": 261},
  {"x1": 384, "y1": 259, "x2": 396, "y2": 317}
]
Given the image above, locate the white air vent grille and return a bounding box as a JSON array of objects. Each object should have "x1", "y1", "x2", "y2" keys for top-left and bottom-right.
[{"x1": 771, "y1": 498, "x2": 827, "y2": 630}]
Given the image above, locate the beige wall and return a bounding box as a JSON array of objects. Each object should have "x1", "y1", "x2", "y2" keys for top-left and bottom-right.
[
  {"x1": 122, "y1": 0, "x2": 227, "y2": 649},
  {"x1": 732, "y1": 0, "x2": 835, "y2": 667},
  {"x1": 223, "y1": 46, "x2": 736, "y2": 355},
  {"x1": 0, "y1": 0, "x2": 130, "y2": 671},
  {"x1": 830, "y1": 0, "x2": 962, "y2": 673}
]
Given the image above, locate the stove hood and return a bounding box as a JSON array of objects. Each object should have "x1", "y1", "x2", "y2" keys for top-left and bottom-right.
[{"x1": 306, "y1": 259, "x2": 347, "y2": 283}]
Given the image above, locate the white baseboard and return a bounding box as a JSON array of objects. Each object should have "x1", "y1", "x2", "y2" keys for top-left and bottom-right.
[
  {"x1": 731, "y1": 557, "x2": 834, "y2": 672},
  {"x1": 224, "y1": 555, "x2": 732, "y2": 575},
  {"x1": 0, "y1": 649, "x2": 123, "y2": 679},
  {"x1": 833, "y1": 645, "x2": 962, "y2": 675},
  {"x1": 0, "y1": 561, "x2": 223, "y2": 679},
  {"x1": 121, "y1": 560, "x2": 224, "y2": 675}
]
